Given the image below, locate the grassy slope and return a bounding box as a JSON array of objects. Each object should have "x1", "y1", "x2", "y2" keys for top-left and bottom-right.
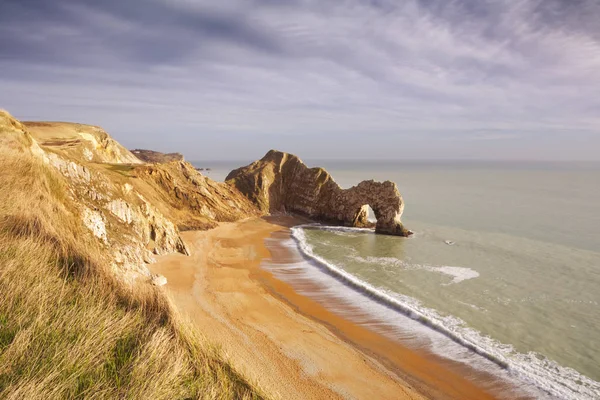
[{"x1": 0, "y1": 149, "x2": 263, "y2": 399}]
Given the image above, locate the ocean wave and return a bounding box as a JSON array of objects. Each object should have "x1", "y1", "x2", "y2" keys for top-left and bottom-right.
[
  {"x1": 305, "y1": 225, "x2": 374, "y2": 234},
  {"x1": 289, "y1": 224, "x2": 600, "y2": 400}
]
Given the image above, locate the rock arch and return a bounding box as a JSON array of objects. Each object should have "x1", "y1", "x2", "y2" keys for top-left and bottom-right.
[{"x1": 226, "y1": 150, "x2": 411, "y2": 236}]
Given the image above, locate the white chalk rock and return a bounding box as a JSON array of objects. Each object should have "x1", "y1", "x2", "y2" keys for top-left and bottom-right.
[{"x1": 150, "y1": 274, "x2": 167, "y2": 287}]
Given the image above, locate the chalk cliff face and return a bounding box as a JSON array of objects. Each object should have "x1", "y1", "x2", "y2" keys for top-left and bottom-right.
[
  {"x1": 226, "y1": 150, "x2": 411, "y2": 236},
  {"x1": 0, "y1": 110, "x2": 262, "y2": 283}
]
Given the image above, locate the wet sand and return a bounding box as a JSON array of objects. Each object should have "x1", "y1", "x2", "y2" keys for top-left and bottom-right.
[{"x1": 150, "y1": 216, "x2": 503, "y2": 399}]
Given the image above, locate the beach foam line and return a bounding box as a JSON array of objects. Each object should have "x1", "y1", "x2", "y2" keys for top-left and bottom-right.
[{"x1": 289, "y1": 224, "x2": 600, "y2": 400}]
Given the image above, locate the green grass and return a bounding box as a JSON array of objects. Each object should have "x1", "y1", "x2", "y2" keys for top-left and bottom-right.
[
  {"x1": 0, "y1": 149, "x2": 264, "y2": 400},
  {"x1": 105, "y1": 163, "x2": 136, "y2": 177}
]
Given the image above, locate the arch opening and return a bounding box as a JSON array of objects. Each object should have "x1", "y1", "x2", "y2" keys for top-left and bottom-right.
[{"x1": 351, "y1": 204, "x2": 377, "y2": 228}]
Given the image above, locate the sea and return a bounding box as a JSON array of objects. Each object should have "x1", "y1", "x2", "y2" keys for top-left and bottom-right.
[{"x1": 196, "y1": 159, "x2": 600, "y2": 399}]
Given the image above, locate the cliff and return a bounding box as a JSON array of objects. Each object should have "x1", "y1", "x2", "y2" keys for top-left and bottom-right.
[
  {"x1": 1, "y1": 110, "x2": 261, "y2": 283},
  {"x1": 131, "y1": 149, "x2": 184, "y2": 163},
  {"x1": 227, "y1": 150, "x2": 411, "y2": 236}
]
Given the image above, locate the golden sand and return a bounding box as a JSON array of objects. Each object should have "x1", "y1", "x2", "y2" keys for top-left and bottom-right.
[{"x1": 151, "y1": 217, "x2": 501, "y2": 400}]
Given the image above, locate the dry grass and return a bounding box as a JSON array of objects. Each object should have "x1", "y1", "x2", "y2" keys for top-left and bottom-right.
[{"x1": 0, "y1": 149, "x2": 263, "y2": 400}]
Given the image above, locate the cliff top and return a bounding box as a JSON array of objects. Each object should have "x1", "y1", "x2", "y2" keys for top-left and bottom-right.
[
  {"x1": 23, "y1": 120, "x2": 142, "y2": 164},
  {"x1": 131, "y1": 149, "x2": 184, "y2": 163}
]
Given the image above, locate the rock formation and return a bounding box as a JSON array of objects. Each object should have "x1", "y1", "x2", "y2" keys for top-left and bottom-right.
[
  {"x1": 130, "y1": 149, "x2": 184, "y2": 163},
  {"x1": 226, "y1": 150, "x2": 411, "y2": 236}
]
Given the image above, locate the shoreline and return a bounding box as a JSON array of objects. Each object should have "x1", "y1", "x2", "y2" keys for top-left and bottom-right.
[
  {"x1": 260, "y1": 218, "x2": 525, "y2": 399},
  {"x1": 150, "y1": 216, "x2": 508, "y2": 399}
]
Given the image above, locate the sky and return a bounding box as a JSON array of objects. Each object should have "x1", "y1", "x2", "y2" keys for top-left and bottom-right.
[{"x1": 1, "y1": 0, "x2": 599, "y2": 161}]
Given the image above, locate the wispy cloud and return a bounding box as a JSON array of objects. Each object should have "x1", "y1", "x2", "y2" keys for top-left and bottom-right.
[
  {"x1": 0, "y1": 0, "x2": 599, "y2": 160},
  {"x1": 469, "y1": 133, "x2": 520, "y2": 141}
]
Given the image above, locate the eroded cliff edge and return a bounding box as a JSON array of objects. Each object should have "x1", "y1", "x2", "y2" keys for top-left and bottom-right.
[
  {"x1": 1, "y1": 110, "x2": 261, "y2": 284},
  {"x1": 226, "y1": 150, "x2": 411, "y2": 236}
]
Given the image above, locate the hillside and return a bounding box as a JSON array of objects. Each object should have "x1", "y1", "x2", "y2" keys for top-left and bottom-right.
[
  {"x1": 0, "y1": 110, "x2": 263, "y2": 399},
  {"x1": 14, "y1": 113, "x2": 262, "y2": 282}
]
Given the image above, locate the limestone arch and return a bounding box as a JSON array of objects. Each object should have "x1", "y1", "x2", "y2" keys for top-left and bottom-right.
[{"x1": 226, "y1": 150, "x2": 412, "y2": 236}]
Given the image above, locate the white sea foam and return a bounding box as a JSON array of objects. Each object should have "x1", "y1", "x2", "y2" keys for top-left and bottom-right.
[
  {"x1": 350, "y1": 255, "x2": 480, "y2": 284},
  {"x1": 309, "y1": 225, "x2": 374, "y2": 234},
  {"x1": 435, "y1": 266, "x2": 480, "y2": 284},
  {"x1": 286, "y1": 224, "x2": 600, "y2": 400}
]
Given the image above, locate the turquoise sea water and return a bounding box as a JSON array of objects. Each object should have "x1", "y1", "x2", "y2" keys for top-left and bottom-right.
[{"x1": 199, "y1": 160, "x2": 600, "y2": 399}]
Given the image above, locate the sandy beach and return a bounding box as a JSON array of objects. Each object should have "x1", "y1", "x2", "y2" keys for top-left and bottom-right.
[{"x1": 150, "y1": 217, "x2": 501, "y2": 400}]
